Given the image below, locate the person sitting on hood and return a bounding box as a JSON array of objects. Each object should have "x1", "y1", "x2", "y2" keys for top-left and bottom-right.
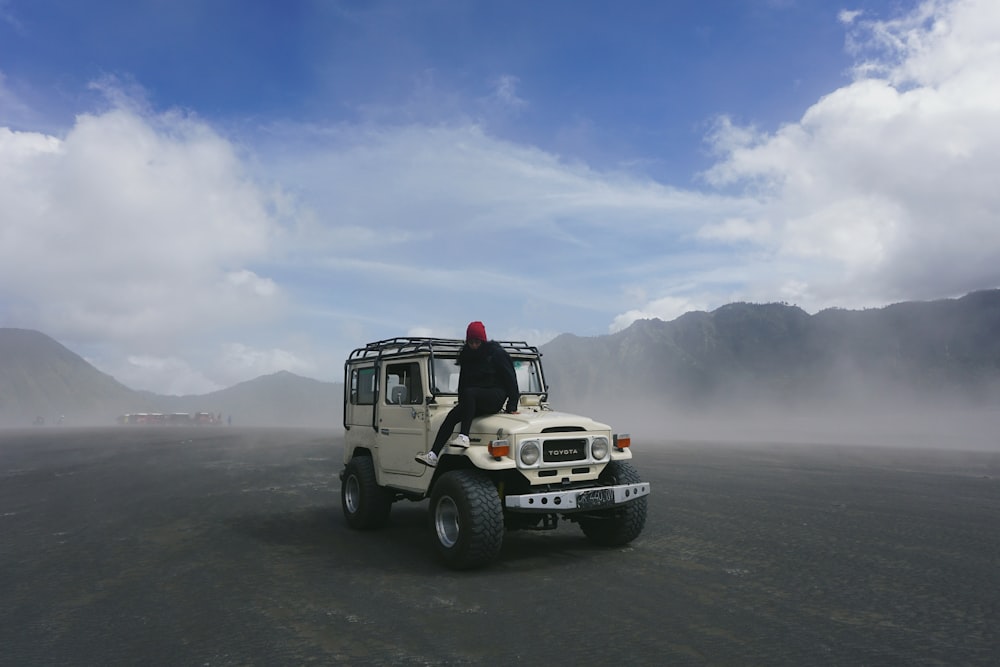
[{"x1": 415, "y1": 321, "x2": 519, "y2": 467}]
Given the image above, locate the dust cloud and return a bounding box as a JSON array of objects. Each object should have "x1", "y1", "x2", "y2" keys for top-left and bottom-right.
[{"x1": 557, "y1": 394, "x2": 1000, "y2": 452}]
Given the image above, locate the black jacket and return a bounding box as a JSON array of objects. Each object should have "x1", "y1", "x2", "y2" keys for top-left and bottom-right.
[{"x1": 457, "y1": 341, "x2": 520, "y2": 413}]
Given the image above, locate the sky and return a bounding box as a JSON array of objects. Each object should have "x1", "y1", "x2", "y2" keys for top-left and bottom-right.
[{"x1": 1, "y1": 0, "x2": 999, "y2": 395}]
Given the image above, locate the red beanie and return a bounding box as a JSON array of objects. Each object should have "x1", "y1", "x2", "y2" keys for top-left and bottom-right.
[{"x1": 466, "y1": 321, "x2": 487, "y2": 342}]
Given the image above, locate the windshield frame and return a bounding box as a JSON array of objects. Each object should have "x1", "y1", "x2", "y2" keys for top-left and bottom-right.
[{"x1": 429, "y1": 354, "x2": 546, "y2": 396}]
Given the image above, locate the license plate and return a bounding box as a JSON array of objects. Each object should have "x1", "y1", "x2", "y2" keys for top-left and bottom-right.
[{"x1": 577, "y1": 488, "x2": 614, "y2": 510}]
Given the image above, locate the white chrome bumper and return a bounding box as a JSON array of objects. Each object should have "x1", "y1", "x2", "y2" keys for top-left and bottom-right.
[{"x1": 504, "y1": 482, "x2": 650, "y2": 513}]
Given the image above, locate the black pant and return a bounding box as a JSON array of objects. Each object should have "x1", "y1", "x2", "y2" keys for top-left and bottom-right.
[{"x1": 430, "y1": 386, "x2": 506, "y2": 454}]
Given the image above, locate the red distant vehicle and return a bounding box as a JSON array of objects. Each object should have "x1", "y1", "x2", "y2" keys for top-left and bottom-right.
[{"x1": 194, "y1": 412, "x2": 218, "y2": 425}]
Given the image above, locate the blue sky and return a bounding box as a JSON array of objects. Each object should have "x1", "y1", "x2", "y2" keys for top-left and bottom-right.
[{"x1": 2, "y1": 0, "x2": 999, "y2": 394}]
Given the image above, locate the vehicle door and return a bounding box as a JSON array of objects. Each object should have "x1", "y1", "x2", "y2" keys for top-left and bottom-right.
[
  {"x1": 345, "y1": 364, "x2": 376, "y2": 430},
  {"x1": 376, "y1": 360, "x2": 430, "y2": 476}
]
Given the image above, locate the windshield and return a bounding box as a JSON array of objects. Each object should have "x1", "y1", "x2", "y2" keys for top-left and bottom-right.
[{"x1": 431, "y1": 356, "x2": 543, "y2": 394}]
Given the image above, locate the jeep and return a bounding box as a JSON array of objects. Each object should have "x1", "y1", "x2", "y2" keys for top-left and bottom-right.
[{"x1": 339, "y1": 337, "x2": 650, "y2": 569}]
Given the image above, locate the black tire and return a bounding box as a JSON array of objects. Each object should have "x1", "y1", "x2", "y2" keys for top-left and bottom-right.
[
  {"x1": 429, "y1": 470, "x2": 504, "y2": 569},
  {"x1": 341, "y1": 456, "x2": 393, "y2": 529},
  {"x1": 579, "y1": 461, "x2": 647, "y2": 547}
]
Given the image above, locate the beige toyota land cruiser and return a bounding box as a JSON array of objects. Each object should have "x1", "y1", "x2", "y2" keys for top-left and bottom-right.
[{"x1": 339, "y1": 337, "x2": 649, "y2": 569}]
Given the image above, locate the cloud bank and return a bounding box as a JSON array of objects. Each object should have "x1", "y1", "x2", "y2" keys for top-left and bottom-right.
[
  {"x1": 1, "y1": 0, "x2": 999, "y2": 393},
  {"x1": 700, "y1": 0, "x2": 1000, "y2": 311}
]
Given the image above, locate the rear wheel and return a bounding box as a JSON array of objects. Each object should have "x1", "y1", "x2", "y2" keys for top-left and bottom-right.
[
  {"x1": 579, "y1": 461, "x2": 647, "y2": 546},
  {"x1": 430, "y1": 470, "x2": 504, "y2": 569},
  {"x1": 341, "y1": 456, "x2": 393, "y2": 529}
]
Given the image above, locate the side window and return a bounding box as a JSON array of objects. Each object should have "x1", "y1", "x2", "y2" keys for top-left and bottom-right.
[
  {"x1": 513, "y1": 359, "x2": 542, "y2": 393},
  {"x1": 384, "y1": 362, "x2": 423, "y2": 405},
  {"x1": 432, "y1": 357, "x2": 459, "y2": 393},
  {"x1": 351, "y1": 367, "x2": 375, "y2": 405}
]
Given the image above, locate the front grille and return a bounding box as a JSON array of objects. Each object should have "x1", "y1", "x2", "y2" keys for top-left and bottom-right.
[{"x1": 542, "y1": 438, "x2": 587, "y2": 462}]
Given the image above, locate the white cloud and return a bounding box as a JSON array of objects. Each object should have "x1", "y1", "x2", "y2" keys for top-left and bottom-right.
[
  {"x1": 491, "y1": 74, "x2": 528, "y2": 111},
  {"x1": 257, "y1": 120, "x2": 741, "y2": 325},
  {"x1": 610, "y1": 295, "x2": 709, "y2": 333},
  {"x1": 218, "y1": 342, "x2": 314, "y2": 383},
  {"x1": 225, "y1": 270, "x2": 278, "y2": 297},
  {"x1": 699, "y1": 0, "x2": 1000, "y2": 309},
  {"x1": 845, "y1": 0, "x2": 1000, "y2": 91},
  {"x1": 0, "y1": 102, "x2": 284, "y2": 351},
  {"x1": 106, "y1": 354, "x2": 222, "y2": 396},
  {"x1": 265, "y1": 123, "x2": 725, "y2": 235},
  {"x1": 838, "y1": 10, "x2": 863, "y2": 26},
  {"x1": 696, "y1": 217, "x2": 772, "y2": 244}
]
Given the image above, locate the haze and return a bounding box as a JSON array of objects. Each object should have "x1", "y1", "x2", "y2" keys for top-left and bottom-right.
[{"x1": 571, "y1": 396, "x2": 1000, "y2": 453}]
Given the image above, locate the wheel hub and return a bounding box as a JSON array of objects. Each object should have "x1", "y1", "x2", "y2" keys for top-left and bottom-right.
[
  {"x1": 435, "y1": 496, "x2": 460, "y2": 548},
  {"x1": 345, "y1": 475, "x2": 360, "y2": 514}
]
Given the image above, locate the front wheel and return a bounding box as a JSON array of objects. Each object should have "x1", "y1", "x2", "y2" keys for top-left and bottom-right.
[
  {"x1": 579, "y1": 461, "x2": 648, "y2": 547},
  {"x1": 341, "y1": 456, "x2": 393, "y2": 529},
  {"x1": 429, "y1": 470, "x2": 504, "y2": 569}
]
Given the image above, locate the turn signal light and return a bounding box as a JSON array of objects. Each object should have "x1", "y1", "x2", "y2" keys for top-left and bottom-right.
[
  {"x1": 489, "y1": 439, "x2": 510, "y2": 457},
  {"x1": 614, "y1": 433, "x2": 631, "y2": 449}
]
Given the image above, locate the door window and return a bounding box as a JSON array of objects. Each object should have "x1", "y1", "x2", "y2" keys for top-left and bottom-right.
[
  {"x1": 384, "y1": 362, "x2": 423, "y2": 405},
  {"x1": 351, "y1": 367, "x2": 376, "y2": 405}
]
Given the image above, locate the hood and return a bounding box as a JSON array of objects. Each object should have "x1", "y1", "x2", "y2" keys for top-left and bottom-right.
[{"x1": 472, "y1": 408, "x2": 611, "y2": 438}]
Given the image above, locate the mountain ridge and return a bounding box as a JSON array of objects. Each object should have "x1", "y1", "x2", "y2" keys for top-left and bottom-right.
[
  {"x1": 540, "y1": 289, "x2": 1000, "y2": 408},
  {"x1": 3, "y1": 288, "x2": 999, "y2": 428},
  {"x1": 0, "y1": 329, "x2": 342, "y2": 427}
]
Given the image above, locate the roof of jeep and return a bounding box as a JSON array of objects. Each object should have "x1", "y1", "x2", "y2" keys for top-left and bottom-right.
[{"x1": 346, "y1": 337, "x2": 540, "y2": 364}]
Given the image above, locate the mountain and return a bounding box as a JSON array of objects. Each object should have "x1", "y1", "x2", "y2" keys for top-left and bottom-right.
[
  {"x1": 0, "y1": 328, "x2": 138, "y2": 426},
  {"x1": 540, "y1": 289, "x2": 1000, "y2": 409},
  {"x1": 0, "y1": 329, "x2": 343, "y2": 428},
  {"x1": 4, "y1": 289, "x2": 999, "y2": 428},
  {"x1": 169, "y1": 371, "x2": 343, "y2": 428}
]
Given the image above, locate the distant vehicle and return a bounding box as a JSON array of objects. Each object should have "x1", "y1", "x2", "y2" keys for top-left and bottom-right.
[
  {"x1": 117, "y1": 412, "x2": 200, "y2": 426},
  {"x1": 340, "y1": 337, "x2": 650, "y2": 569},
  {"x1": 33, "y1": 416, "x2": 45, "y2": 426},
  {"x1": 194, "y1": 412, "x2": 219, "y2": 425}
]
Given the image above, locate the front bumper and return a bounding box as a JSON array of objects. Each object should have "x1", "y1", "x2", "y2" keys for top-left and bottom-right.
[{"x1": 504, "y1": 482, "x2": 650, "y2": 513}]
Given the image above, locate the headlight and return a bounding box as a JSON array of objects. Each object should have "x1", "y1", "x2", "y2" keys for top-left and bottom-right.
[
  {"x1": 590, "y1": 436, "x2": 609, "y2": 460},
  {"x1": 519, "y1": 439, "x2": 541, "y2": 466}
]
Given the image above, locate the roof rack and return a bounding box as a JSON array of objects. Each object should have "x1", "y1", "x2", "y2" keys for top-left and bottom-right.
[{"x1": 346, "y1": 337, "x2": 540, "y2": 363}]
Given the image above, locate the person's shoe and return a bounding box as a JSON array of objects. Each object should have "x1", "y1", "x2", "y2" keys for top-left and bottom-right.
[
  {"x1": 447, "y1": 434, "x2": 471, "y2": 448},
  {"x1": 414, "y1": 451, "x2": 438, "y2": 467}
]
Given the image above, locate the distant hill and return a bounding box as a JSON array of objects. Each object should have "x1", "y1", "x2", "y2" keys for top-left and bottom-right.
[
  {"x1": 4, "y1": 289, "x2": 999, "y2": 428},
  {"x1": 0, "y1": 329, "x2": 342, "y2": 428},
  {"x1": 159, "y1": 371, "x2": 343, "y2": 428},
  {"x1": 0, "y1": 328, "x2": 138, "y2": 427},
  {"x1": 540, "y1": 289, "x2": 1000, "y2": 409}
]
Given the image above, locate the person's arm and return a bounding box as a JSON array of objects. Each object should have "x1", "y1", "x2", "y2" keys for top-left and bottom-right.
[
  {"x1": 495, "y1": 347, "x2": 520, "y2": 413},
  {"x1": 455, "y1": 345, "x2": 471, "y2": 394}
]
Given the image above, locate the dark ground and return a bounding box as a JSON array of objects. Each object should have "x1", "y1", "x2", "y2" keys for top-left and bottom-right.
[{"x1": 1, "y1": 427, "x2": 998, "y2": 666}]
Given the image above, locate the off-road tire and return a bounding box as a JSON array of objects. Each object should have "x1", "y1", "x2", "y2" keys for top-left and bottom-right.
[
  {"x1": 579, "y1": 461, "x2": 647, "y2": 547},
  {"x1": 429, "y1": 470, "x2": 504, "y2": 569},
  {"x1": 341, "y1": 456, "x2": 393, "y2": 529}
]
